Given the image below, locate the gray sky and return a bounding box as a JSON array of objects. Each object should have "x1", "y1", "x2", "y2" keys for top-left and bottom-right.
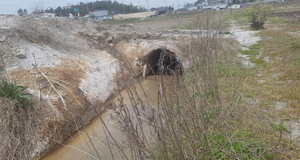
[{"x1": 0, "y1": 0, "x2": 196, "y2": 15}]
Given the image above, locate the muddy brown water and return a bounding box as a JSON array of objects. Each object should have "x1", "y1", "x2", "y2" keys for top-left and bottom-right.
[{"x1": 41, "y1": 76, "x2": 159, "y2": 160}]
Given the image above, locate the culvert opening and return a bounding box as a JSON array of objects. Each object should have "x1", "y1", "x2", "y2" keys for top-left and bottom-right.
[{"x1": 139, "y1": 49, "x2": 183, "y2": 77}]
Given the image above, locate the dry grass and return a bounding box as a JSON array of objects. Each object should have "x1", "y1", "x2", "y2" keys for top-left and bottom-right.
[
  {"x1": 228, "y1": 3, "x2": 300, "y2": 158},
  {"x1": 245, "y1": 16, "x2": 300, "y2": 117},
  {"x1": 2, "y1": 3, "x2": 300, "y2": 160},
  {"x1": 102, "y1": 10, "x2": 283, "y2": 160},
  {"x1": 105, "y1": 4, "x2": 300, "y2": 160},
  {"x1": 0, "y1": 95, "x2": 60, "y2": 160}
]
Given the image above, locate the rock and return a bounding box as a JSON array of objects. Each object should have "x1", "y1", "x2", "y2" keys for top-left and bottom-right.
[
  {"x1": 16, "y1": 54, "x2": 27, "y2": 59},
  {"x1": 95, "y1": 33, "x2": 103, "y2": 37},
  {"x1": 256, "y1": 80, "x2": 266, "y2": 83},
  {"x1": 256, "y1": 73, "x2": 264, "y2": 77},
  {"x1": 129, "y1": 23, "x2": 135, "y2": 28},
  {"x1": 141, "y1": 33, "x2": 151, "y2": 39},
  {"x1": 273, "y1": 101, "x2": 287, "y2": 110},
  {"x1": 119, "y1": 24, "x2": 135, "y2": 29},
  {"x1": 106, "y1": 36, "x2": 114, "y2": 43},
  {"x1": 29, "y1": 70, "x2": 37, "y2": 74},
  {"x1": 244, "y1": 97, "x2": 260, "y2": 106},
  {"x1": 0, "y1": 36, "x2": 6, "y2": 42}
]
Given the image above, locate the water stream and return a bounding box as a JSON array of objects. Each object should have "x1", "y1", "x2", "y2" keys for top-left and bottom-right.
[{"x1": 42, "y1": 76, "x2": 159, "y2": 160}]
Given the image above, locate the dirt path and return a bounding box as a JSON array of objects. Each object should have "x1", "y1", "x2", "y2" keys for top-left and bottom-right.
[{"x1": 133, "y1": 17, "x2": 195, "y2": 31}]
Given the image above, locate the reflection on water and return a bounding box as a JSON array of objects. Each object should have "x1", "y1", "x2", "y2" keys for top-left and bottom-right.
[{"x1": 42, "y1": 76, "x2": 159, "y2": 160}]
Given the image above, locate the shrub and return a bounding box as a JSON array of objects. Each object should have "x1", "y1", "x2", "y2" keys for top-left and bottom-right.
[
  {"x1": 0, "y1": 79, "x2": 33, "y2": 108},
  {"x1": 246, "y1": 1, "x2": 273, "y2": 29}
]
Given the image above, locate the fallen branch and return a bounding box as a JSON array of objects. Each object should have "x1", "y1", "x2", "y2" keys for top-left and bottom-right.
[
  {"x1": 50, "y1": 139, "x2": 99, "y2": 160},
  {"x1": 36, "y1": 68, "x2": 68, "y2": 110}
]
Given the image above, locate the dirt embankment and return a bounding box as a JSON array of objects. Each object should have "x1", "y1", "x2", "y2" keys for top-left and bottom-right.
[
  {"x1": 0, "y1": 15, "x2": 185, "y2": 159},
  {"x1": 0, "y1": 15, "x2": 120, "y2": 159},
  {"x1": 272, "y1": 10, "x2": 300, "y2": 22}
]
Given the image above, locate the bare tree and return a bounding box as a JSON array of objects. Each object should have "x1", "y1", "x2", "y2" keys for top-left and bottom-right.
[{"x1": 31, "y1": 2, "x2": 44, "y2": 15}]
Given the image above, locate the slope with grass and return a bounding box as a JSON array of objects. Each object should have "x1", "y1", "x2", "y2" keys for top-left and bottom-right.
[
  {"x1": 95, "y1": 3, "x2": 300, "y2": 159},
  {"x1": 224, "y1": 3, "x2": 300, "y2": 158}
]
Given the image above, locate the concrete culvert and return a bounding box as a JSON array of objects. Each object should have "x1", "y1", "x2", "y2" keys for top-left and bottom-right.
[{"x1": 140, "y1": 48, "x2": 183, "y2": 77}]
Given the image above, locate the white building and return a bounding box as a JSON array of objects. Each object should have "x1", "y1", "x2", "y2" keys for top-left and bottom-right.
[
  {"x1": 187, "y1": 6, "x2": 198, "y2": 11},
  {"x1": 230, "y1": 4, "x2": 241, "y2": 9},
  {"x1": 93, "y1": 10, "x2": 108, "y2": 20},
  {"x1": 202, "y1": 3, "x2": 228, "y2": 10}
]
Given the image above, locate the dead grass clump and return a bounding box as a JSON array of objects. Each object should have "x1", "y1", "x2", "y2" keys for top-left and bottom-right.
[{"x1": 0, "y1": 95, "x2": 59, "y2": 160}]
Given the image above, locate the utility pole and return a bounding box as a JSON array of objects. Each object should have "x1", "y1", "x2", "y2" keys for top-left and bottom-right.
[
  {"x1": 122, "y1": 1, "x2": 125, "y2": 14},
  {"x1": 106, "y1": 0, "x2": 109, "y2": 12},
  {"x1": 41, "y1": 1, "x2": 44, "y2": 11},
  {"x1": 86, "y1": 1, "x2": 89, "y2": 13},
  {"x1": 146, "y1": 0, "x2": 149, "y2": 11}
]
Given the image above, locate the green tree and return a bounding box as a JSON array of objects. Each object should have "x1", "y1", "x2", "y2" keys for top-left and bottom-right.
[
  {"x1": 53, "y1": 1, "x2": 146, "y2": 17},
  {"x1": 45, "y1": 7, "x2": 54, "y2": 13},
  {"x1": 55, "y1": 6, "x2": 63, "y2": 16},
  {"x1": 23, "y1": 9, "x2": 28, "y2": 15},
  {"x1": 17, "y1": 9, "x2": 23, "y2": 16}
]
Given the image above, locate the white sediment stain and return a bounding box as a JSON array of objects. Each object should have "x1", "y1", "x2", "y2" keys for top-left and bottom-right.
[
  {"x1": 12, "y1": 44, "x2": 63, "y2": 69},
  {"x1": 231, "y1": 25, "x2": 261, "y2": 49},
  {"x1": 79, "y1": 50, "x2": 118, "y2": 103},
  {"x1": 231, "y1": 24, "x2": 261, "y2": 68}
]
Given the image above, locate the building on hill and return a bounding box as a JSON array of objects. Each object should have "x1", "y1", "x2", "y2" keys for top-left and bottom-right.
[
  {"x1": 200, "y1": 2, "x2": 228, "y2": 10},
  {"x1": 63, "y1": 3, "x2": 73, "y2": 9},
  {"x1": 187, "y1": 6, "x2": 198, "y2": 11}
]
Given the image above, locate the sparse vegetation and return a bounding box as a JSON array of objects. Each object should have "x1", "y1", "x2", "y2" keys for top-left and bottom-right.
[
  {"x1": 169, "y1": 21, "x2": 194, "y2": 30},
  {"x1": 250, "y1": 58, "x2": 266, "y2": 68},
  {"x1": 246, "y1": 92, "x2": 255, "y2": 98},
  {"x1": 242, "y1": 49, "x2": 259, "y2": 55}
]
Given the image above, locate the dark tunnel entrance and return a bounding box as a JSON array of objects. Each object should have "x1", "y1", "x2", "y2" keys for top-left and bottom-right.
[{"x1": 143, "y1": 49, "x2": 183, "y2": 77}]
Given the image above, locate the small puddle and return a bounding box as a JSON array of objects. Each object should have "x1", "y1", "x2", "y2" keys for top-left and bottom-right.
[{"x1": 42, "y1": 76, "x2": 159, "y2": 160}]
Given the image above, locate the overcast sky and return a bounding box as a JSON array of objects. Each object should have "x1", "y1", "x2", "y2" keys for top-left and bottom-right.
[{"x1": 0, "y1": 0, "x2": 196, "y2": 15}]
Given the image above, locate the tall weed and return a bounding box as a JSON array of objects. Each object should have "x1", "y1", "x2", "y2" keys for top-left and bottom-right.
[{"x1": 106, "y1": 11, "x2": 273, "y2": 160}]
